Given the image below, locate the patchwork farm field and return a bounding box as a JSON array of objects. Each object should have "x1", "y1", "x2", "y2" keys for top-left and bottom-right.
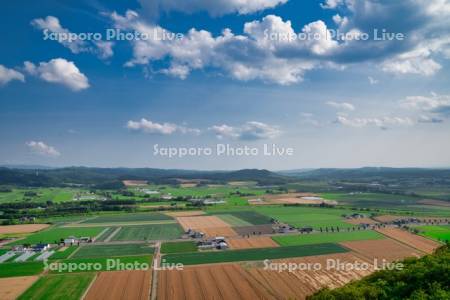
[
  {"x1": 273, "y1": 230, "x2": 383, "y2": 246},
  {"x1": 18, "y1": 273, "x2": 94, "y2": 300},
  {"x1": 416, "y1": 225, "x2": 450, "y2": 242},
  {"x1": 80, "y1": 212, "x2": 172, "y2": 224},
  {"x1": 0, "y1": 261, "x2": 44, "y2": 278},
  {"x1": 49, "y1": 246, "x2": 78, "y2": 260},
  {"x1": 163, "y1": 243, "x2": 348, "y2": 265},
  {"x1": 111, "y1": 223, "x2": 183, "y2": 241},
  {"x1": 9, "y1": 227, "x2": 106, "y2": 245},
  {"x1": 72, "y1": 243, "x2": 154, "y2": 258},
  {"x1": 85, "y1": 270, "x2": 151, "y2": 300},
  {"x1": 0, "y1": 188, "x2": 81, "y2": 204},
  {"x1": 254, "y1": 206, "x2": 354, "y2": 229},
  {"x1": 161, "y1": 241, "x2": 198, "y2": 254},
  {"x1": 376, "y1": 228, "x2": 441, "y2": 254},
  {"x1": 0, "y1": 276, "x2": 38, "y2": 300},
  {"x1": 208, "y1": 210, "x2": 272, "y2": 225}
]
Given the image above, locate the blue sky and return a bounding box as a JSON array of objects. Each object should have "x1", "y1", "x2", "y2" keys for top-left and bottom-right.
[{"x1": 1, "y1": 0, "x2": 450, "y2": 170}]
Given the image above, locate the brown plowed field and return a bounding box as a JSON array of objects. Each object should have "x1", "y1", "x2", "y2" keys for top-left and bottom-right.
[
  {"x1": 345, "y1": 218, "x2": 378, "y2": 225},
  {"x1": 261, "y1": 193, "x2": 338, "y2": 205},
  {"x1": 84, "y1": 271, "x2": 151, "y2": 300},
  {"x1": 165, "y1": 211, "x2": 205, "y2": 217},
  {"x1": 157, "y1": 252, "x2": 373, "y2": 300},
  {"x1": 227, "y1": 237, "x2": 279, "y2": 249},
  {"x1": 0, "y1": 276, "x2": 39, "y2": 300},
  {"x1": 122, "y1": 180, "x2": 147, "y2": 186},
  {"x1": 341, "y1": 238, "x2": 423, "y2": 262},
  {"x1": 0, "y1": 224, "x2": 49, "y2": 234},
  {"x1": 177, "y1": 216, "x2": 237, "y2": 237},
  {"x1": 376, "y1": 228, "x2": 441, "y2": 254}
]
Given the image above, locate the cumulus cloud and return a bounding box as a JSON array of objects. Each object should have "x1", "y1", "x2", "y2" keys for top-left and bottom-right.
[
  {"x1": 126, "y1": 118, "x2": 200, "y2": 135},
  {"x1": 139, "y1": 0, "x2": 288, "y2": 17},
  {"x1": 26, "y1": 141, "x2": 60, "y2": 157},
  {"x1": 335, "y1": 115, "x2": 414, "y2": 130},
  {"x1": 210, "y1": 121, "x2": 281, "y2": 140},
  {"x1": 326, "y1": 101, "x2": 355, "y2": 111},
  {"x1": 0, "y1": 65, "x2": 24, "y2": 86},
  {"x1": 31, "y1": 16, "x2": 114, "y2": 59},
  {"x1": 402, "y1": 92, "x2": 450, "y2": 117},
  {"x1": 24, "y1": 58, "x2": 89, "y2": 91}
]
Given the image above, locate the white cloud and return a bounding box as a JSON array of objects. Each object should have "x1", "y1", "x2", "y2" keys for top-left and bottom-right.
[
  {"x1": 139, "y1": 0, "x2": 288, "y2": 17},
  {"x1": 31, "y1": 16, "x2": 114, "y2": 59},
  {"x1": 418, "y1": 115, "x2": 444, "y2": 124},
  {"x1": 26, "y1": 141, "x2": 60, "y2": 157},
  {"x1": 0, "y1": 65, "x2": 24, "y2": 86},
  {"x1": 335, "y1": 115, "x2": 414, "y2": 129},
  {"x1": 210, "y1": 121, "x2": 281, "y2": 140},
  {"x1": 368, "y1": 76, "x2": 378, "y2": 85},
  {"x1": 126, "y1": 118, "x2": 200, "y2": 135},
  {"x1": 24, "y1": 58, "x2": 89, "y2": 91},
  {"x1": 326, "y1": 101, "x2": 355, "y2": 111},
  {"x1": 402, "y1": 92, "x2": 450, "y2": 117},
  {"x1": 320, "y1": 0, "x2": 344, "y2": 9}
]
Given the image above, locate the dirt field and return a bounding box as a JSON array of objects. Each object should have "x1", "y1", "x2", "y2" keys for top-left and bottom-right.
[
  {"x1": 176, "y1": 216, "x2": 237, "y2": 237},
  {"x1": 233, "y1": 225, "x2": 274, "y2": 235},
  {"x1": 227, "y1": 237, "x2": 279, "y2": 249},
  {"x1": 0, "y1": 276, "x2": 39, "y2": 300},
  {"x1": 122, "y1": 180, "x2": 148, "y2": 186},
  {"x1": 261, "y1": 193, "x2": 337, "y2": 205},
  {"x1": 341, "y1": 238, "x2": 423, "y2": 262},
  {"x1": 376, "y1": 228, "x2": 441, "y2": 254},
  {"x1": 345, "y1": 217, "x2": 378, "y2": 225},
  {"x1": 165, "y1": 211, "x2": 205, "y2": 217},
  {"x1": 157, "y1": 252, "x2": 373, "y2": 300},
  {"x1": 0, "y1": 224, "x2": 49, "y2": 234},
  {"x1": 85, "y1": 271, "x2": 151, "y2": 300}
]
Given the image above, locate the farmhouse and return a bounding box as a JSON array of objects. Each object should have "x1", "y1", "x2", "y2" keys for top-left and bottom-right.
[{"x1": 32, "y1": 243, "x2": 50, "y2": 252}]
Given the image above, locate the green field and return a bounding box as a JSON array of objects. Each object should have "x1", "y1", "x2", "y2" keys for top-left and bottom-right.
[
  {"x1": 255, "y1": 206, "x2": 354, "y2": 229},
  {"x1": 216, "y1": 214, "x2": 252, "y2": 226},
  {"x1": 161, "y1": 241, "x2": 198, "y2": 254},
  {"x1": 112, "y1": 223, "x2": 183, "y2": 241},
  {"x1": 50, "y1": 246, "x2": 79, "y2": 260},
  {"x1": 72, "y1": 243, "x2": 154, "y2": 258},
  {"x1": 49, "y1": 255, "x2": 152, "y2": 273},
  {"x1": 417, "y1": 225, "x2": 450, "y2": 242},
  {"x1": 9, "y1": 227, "x2": 106, "y2": 245},
  {"x1": 209, "y1": 210, "x2": 272, "y2": 225},
  {"x1": 18, "y1": 273, "x2": 94, "y2": 300},
  {"x1": 94, "y1": 227, "x2": 117, "y2": 242},
  {"x1": 0, "y1": 261, "x2": 44, "y2": 277},
  {"x1": 163, "y1": 243, "x2": 348, "y2": 265},
  {"x1": 0, "y1": 188, "x2": 81, "y2": 204},
  {"x1": 80, "y1": 212, "x2": 172, "y2": 224},
  {"x1": 272, "y1": 230, "x2": 384, "y2": 246}
]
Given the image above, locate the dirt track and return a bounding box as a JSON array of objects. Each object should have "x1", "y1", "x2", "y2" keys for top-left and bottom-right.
[
  {"x1": 84, "y1": 271, "x2": 151, "y2": 300},
  {"x1": 0, "y1": 276, "x2": 38, "y2": 300},
  {"x1": 157, "y1": 252, "x2": 373, "y2": 300},
  {"x1": 0, "y1": 224, "x2": 49, "y2": 234},
  {"x1": 227, "y1": 237, "x2": 279, "y2": 249},
  {"x1": 376, "y1": 228, "x2": 441, "y2": 254},
  {"x1": 341, "y1": 238, "x2": 423, "y2": 262}
]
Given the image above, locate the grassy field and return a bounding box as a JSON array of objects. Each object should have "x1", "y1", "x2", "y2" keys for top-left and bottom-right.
[
  {"x1": 72, "y1": 243, "x2": 154, "y2": 258},
  {"x1": 18, "y1": 273, "x2": 94, "y2": 300},
  {"x1": 255, "y1": 206, "x2": 354, "y2": 229},
  {"x1": 163, "y1": 243, "x2": 348, "y2": 265},
  {"x1": 80, "y1": 212, "x2": 172, "y2": 224},
  {"x1": 416, "y1": 225, "x2": 450, "y2": 242},
  {"x1": 0, "y1": 261, "x2": 44, "y2": 277},
  {"x1": 112, "y1": 223, "x2": 183, "y2": 241},
  {"x1": 49, "y1": 255, "x2": 152, "y2": 273},
  {"x1": 94, "y1": 227, "x2": 116, "y2": 242},
  {"x1": 160, "y1": 241, "x2": 198, "y2": 254},
  {"x1": 208, "y1": 210, "x2": 272, "y2": 225},
  {"x1": 50, "y1": 246, "x2": 79, "y2": 260},
  {"x1": 9, "y1": 227, "x2": 106, "y2": 245},
  {"x1": 216, "y1": 214, "x2": 252, "y2": 226},
  {"x1": 272, "y1": 230, "x2": 384, "y2": 246},
  {"x1": 0, "y1": 188, "x2": 82, "y2": 204}
]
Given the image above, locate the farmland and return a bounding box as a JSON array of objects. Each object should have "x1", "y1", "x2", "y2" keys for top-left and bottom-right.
[
  {"x1": 9, "y1": 227, "x2": 106, "y2": 245},
  {"x1": 0, "y1": 276, "x2": 38, "y2": 300},
  {"x1": 80, "y1": 212, "x2": 172, "y2": 224},
  {"x1": 72, "y1": 243, "x2": 154, "y2": 258},
  {"x1": 163, "y1": 243, "x2": 348, "y2": 265},
  {"x1": 208, "y1": 210, "x2": 272, "y2": 225},
  {"x1": 376, "y1": 228, "x2": 441, "y2": 254},
  {"x1": 272, "y1": 230, "x2": 383, "y2": 246},
  {"x1": 0, "y1": 188, "x2": 82, "y2": 204},
  {"x1": 17, "y1": 274, "x2": 94, "y2": 300},
  {"x1": 49, "y1": 246, "x2": 78, "y2": 260},
  {"x1": 160, "y1": 241, "x2": 198, "y2": 254},
  {"x1": 111, "y1": 224, "x2": 183, "y2": 241},
  {"x1": 0, "y1": 261, "x2": 44, "y2": 278},
  {"x1": 416, "y1": 225, "x2": 450, "y2": 242}
]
